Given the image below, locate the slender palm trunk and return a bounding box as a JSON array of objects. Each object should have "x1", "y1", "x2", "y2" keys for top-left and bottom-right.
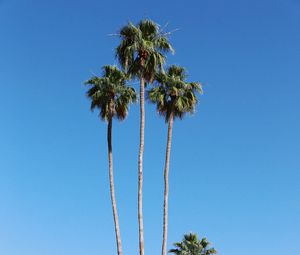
[
  {"x1": 107, "y1": 116, "x2": 123, "y2": 255},
  {"x1": 161, "y1": 113, "x2": 174, "y2": 255},
  {"x1": 138, "y1": 75, "x2": 145, "y2": 255}
]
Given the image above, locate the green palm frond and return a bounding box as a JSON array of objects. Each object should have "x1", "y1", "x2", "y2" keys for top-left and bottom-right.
[
  {"x1": 84, "y1": 65, "x2": 137, "y2": 121},
  {"x1": 169, "y1": 233, "x2": 217, "y2": 255},
  {"x1": 147, "y1": 65, "x2": 202, "y2": 122},
  {"x1": 168, "y1": 65, "x2": 186, "y2": 80},
  {"x1": 116, "y1": 19, "x2": 174, "y2": 82},
  {"x1": 138, "y1": 19, "x2": 158, "y2": 39}
]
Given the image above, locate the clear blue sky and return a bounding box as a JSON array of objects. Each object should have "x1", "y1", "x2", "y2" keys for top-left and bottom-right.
[{"x1": 0, "y1": 0, "x2": 299, "y2": 254}]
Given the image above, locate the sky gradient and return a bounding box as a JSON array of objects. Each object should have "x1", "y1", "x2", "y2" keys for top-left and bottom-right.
[{"x1": 0, "y1": 0, "x2": 300, "y2": 255}]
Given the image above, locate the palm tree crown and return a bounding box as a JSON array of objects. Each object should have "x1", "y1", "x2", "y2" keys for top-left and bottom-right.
[
  {"x1": 147, "y1": 65, "x2": 202, "y2": 122},
  {"x1": 116, "y1": 19, "x2": 174, "y2": 82},
  {"x1": 85, "y1": 65, "x2": 137, "y2": 120},
  {"x1": 169, "y1": 233, "x2": 217, "y2": 255}
]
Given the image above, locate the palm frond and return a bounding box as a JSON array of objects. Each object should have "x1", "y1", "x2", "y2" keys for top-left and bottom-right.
[
  {"x1": 169, "y1": 233, "x2": 217, "y2": 255},
  {"x1": 116, "y1": 19, "x2": 174, "y2": 83},
  {"x1": 84, "y1": 65, "x2": 137, "y2": 121},
  {"x1": 147, "y1": 65, "x2": 202, "y2": 122}
]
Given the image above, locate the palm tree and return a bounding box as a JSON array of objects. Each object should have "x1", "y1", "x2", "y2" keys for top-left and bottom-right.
[
  {"x1": 116, "y1": 19, "x2": 174, "y2": 255},
  {"x1": 85, "y1": 65, "x2": 137, "y2": 255},
  {"x1": 147, "y1": 65, "x2": 202, "y2": 255},
  {"x1": 169, "y1": 233, "x2": 217, "y2": 255}
]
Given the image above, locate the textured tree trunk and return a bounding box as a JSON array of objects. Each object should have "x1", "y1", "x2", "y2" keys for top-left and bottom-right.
[
  {"x1": 107, "y1": 115, "x2": 123, "y2": 255},
  {"x1": 138, "y1": 76, "x2": 145, "y2": 255},
  {"x1": 161, "y1": 113, "x2": 174, "y2": 255}
]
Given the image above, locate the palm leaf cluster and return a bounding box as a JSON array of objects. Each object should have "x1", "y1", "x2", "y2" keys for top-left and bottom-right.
[
  {"x1": 148, "y1": 65, "x2": 202, "y2": 122},
  {"x1": 85, "y1": 65, "x2": 137, "y2": 121},
  {"x1": 169, "y1": 233, "x2": 217, "y2": 255},
  {"x1": 116, "y1": 19, "x2": 174, "y2": 82}
]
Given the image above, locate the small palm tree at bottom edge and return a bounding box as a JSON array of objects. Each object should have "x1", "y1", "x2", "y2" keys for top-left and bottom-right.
[{"x1": 169, "y1": 233, "x2": 217, "y2": 255}]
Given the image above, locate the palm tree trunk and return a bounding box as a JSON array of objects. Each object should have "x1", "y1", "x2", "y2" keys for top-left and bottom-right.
[
  {"x1": 161, "y1": 113, "x2": 174, "y2": 255},
  {"x1": 138, "y1": 75, "x2": 145, "y2": 255},
  {"x1": 107, "y1": 116, "x2": 123, "y2": 255}
]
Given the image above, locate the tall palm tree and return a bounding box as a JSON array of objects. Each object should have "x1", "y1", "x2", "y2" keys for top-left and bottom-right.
[
  {"x1": 147, "y1": 65, "x2": 202, "y2": 255},
  {"x1": 116, "y1": 19, "x2": 174, "y2": 255},
  {"x1": 169, "y1": 233, "x2": 217, "y2": 255},
  {"x1": 85, "y1": 65, "x2": 137, "y2": 255}
]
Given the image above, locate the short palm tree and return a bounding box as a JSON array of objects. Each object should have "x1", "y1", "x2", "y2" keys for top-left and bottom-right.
[
  {"x1": 85, "y1": 65, "x2": 137, "y2": 255},
  {"x1": 116, "y1": 19, "x2": 174, "y2": 255},
  {"x1": 147, "y1": 65, "x2": 202, "y2": 255},
  {"x1": 169, "y1": 233, "x2": 217, "y2": 255}
]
